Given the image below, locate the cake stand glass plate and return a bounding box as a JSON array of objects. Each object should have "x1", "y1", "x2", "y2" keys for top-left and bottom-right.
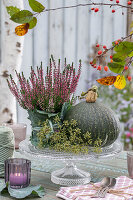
[{"x1": 19, "y1": 139, "x2": 122, "y2": 186}]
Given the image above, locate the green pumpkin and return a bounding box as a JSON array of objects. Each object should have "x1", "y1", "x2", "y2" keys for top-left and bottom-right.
[{"x1": 64, "y1": 101, "x2": 120, "y2": 147}]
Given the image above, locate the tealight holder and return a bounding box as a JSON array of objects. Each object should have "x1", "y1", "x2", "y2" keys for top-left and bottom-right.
[{"x1": 5, "y1": 158, "x2": 31, "y2": 189}]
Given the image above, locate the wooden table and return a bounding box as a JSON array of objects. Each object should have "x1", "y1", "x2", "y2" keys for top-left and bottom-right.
[{"x1": 0, "y1": 151, "x2": 128, "y2": 200}]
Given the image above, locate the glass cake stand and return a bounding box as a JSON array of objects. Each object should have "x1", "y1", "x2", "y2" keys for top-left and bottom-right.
[{"x1": 19, "y1": 139, "x2": 122, "y2": 186}]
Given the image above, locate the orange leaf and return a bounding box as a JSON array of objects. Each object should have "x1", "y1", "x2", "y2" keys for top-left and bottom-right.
[
  {"x1": 96, "y1": 76, "x2": 117, "y2": 86},
  {"x1": 15, "y1": 23, "x2": 29, "y2": 36}
]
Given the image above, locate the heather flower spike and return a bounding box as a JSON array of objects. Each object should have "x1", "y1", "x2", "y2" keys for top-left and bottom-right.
[{"x1": 7, "y1": 56, "x2": 81, "y2": 113}]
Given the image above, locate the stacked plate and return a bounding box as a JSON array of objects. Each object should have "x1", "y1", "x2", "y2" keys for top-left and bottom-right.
[{"x1": 0, "y1": 126, "x2": 15, "y2": 177}]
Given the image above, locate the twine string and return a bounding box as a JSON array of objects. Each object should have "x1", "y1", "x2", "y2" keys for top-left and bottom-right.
[
  {"x1": 70, "y1": 183, "x2": 133, "y2": 199},
  {"x1": 0, "y1": 131, "x2": 14, "y2": 176},
  {"x1": 0, "y1": 143, "x2": 14, "y2": 149}
]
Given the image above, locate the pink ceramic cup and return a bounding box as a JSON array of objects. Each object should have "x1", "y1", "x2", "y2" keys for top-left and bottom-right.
[
  {"x1": 3, "y1": 123, "x2": 27, "y2": 149},
  {"x1": 127, "y1": 152, "x2": 133, "y2": 179}
]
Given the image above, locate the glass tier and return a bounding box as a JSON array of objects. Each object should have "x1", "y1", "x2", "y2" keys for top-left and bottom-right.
[
  {"x1": 19, "y1": 139, "x2": 123, "y2": 161},
  {"x1": 19, "y1": 139, "x2": 123, "y2": 186}
]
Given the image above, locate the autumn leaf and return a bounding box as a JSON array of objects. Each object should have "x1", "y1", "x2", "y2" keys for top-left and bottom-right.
[
  {"x1": 96, "y1": 76, "x2": 117, "y2": 86},
  {"x1": 114, "y1": 75, "x2": 126, "y2": 90},
  {"x1": 15, "y1": 23, "x2": 29, "y2": 36}
]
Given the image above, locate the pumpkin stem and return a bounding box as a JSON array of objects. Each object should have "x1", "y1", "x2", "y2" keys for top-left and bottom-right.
[
  {"x1": 85, "y1": 90, "x2": 97, "y2": 103},
  {"x1": 78, "y1": 85, "x2": 98, "y2": 103},
  {"x1": 86, "y1": 85, "x2": 98, "y2": 103}
]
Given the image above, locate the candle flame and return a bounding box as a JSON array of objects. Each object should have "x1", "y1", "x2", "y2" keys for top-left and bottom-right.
[{"x1": 15, "y1": 173, "x2": 21, "y2": 177}]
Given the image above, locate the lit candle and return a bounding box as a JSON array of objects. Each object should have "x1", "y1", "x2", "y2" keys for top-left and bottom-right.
[
  {"x1": 9, "y1": 173, "x2": 27, "y2": 186},
  {"x1": 5, "y1": 158, "x2": 31, "y2": 189}
]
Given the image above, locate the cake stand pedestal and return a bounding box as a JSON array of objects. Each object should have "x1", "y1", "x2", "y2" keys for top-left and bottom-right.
[{"x1": 19, "y1": 139, "x2": 122, "y2": 186}]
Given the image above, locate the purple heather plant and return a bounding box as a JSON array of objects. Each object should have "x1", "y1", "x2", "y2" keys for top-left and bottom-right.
[{"x1": 7, "y1": 55, "x2": 81, "y2": 113}]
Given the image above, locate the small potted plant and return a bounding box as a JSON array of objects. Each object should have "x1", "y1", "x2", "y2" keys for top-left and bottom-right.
[{"x1": 7, "y1": 55, "x2": 82, "y2": 146}]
